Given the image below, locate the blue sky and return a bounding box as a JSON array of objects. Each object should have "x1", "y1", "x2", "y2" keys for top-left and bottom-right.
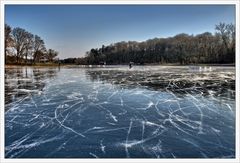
[{"x1": 5, "y1": 5, "x2": 235, "y2": 59}]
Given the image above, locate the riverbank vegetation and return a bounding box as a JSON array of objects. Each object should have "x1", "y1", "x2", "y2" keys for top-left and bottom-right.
[
  {"x1": 5, "y1": 24, "x2": 59, "y2": 65},
  {"x1": 5, "y1": 23, "x2": 235, "y2": 66},
  {"x1": 73, "y1": 22, "x2": 235, "y2": 65}
]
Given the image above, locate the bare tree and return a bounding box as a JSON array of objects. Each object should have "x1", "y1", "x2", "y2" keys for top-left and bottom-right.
[
  {"x1": 227, "y1": 23, "x2": 235, "y2": 55},
  {"x1": 46, "y1": 49, "x2": 58, "y2": 62},
  {"x1": 23, "y1": 32, "x2": 34, "y2": 64},
  {"x1": 215, "y1": 22, "x2": 235, "y2": 62},
  {"x1": 215, "y1": 22, "x2": 230, "y2": 51},
  {"x1": 12, "y1": 27, "x2": 32, "y2": 64},
  {"x1": 5, "y1": 24, "x2": 14, "y2": 63},
  {"x1": 33, "y1": 35, "x2": 46, "y2": 64}
]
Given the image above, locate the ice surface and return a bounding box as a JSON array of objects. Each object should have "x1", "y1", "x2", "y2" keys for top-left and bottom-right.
[{"x1": 5, "y1": 66, "x2": 235, "y2": 158}]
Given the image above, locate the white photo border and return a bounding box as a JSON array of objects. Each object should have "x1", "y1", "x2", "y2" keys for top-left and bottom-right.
[{"x1": 0, "y1": 1, "x2": 239, "y2": 163}]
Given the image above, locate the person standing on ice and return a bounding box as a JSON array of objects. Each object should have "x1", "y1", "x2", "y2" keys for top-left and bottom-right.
[{"x1": 129, "y1": 62, "x2": 133, "y2": 69}]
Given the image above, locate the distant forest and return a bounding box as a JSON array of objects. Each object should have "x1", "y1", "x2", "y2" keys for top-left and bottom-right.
[
  {"x1": 64, "y1": 22, "x2": 235, "y2": 65},
  {"x1": 5, "y1": 24, "x2": 58, "y2": 65}
]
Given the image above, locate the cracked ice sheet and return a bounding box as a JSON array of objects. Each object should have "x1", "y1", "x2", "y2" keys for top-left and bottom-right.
[{"x1": 5, "y1": 66, "x2": 235, "y2": 158}]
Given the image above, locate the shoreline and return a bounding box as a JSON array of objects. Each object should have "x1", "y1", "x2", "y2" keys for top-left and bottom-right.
[{"x1": 5, "y1": 63, "x2": 235, "y2": 68}]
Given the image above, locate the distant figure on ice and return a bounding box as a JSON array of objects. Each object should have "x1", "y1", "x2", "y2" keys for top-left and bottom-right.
[
  {"x1": 58, "y1": 61, "x2": 61, "y2": 71},
  {"x1": 129, "y1": 62, "x2": 132, "y2": 69}
]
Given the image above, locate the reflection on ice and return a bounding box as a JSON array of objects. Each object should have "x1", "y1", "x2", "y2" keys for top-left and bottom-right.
[
  {"x1": 5, "y1": 66, "x2": 235, "y2": 158},
  {"x1": 5, "y1": 67, "x2": 58, "y2": 109}
]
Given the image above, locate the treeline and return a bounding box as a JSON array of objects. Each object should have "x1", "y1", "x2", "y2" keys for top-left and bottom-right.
[
  {"x1": 5, "y1": 24, "x2": 58, "y2": 65},
  {"x1": 76, "y1": 22, "x2": 234, "y2": 65}
]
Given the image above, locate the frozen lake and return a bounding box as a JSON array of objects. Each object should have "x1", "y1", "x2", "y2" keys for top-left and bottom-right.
[{"x1": 5, "y1": 66, "x2": 235, "y2": 158}]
